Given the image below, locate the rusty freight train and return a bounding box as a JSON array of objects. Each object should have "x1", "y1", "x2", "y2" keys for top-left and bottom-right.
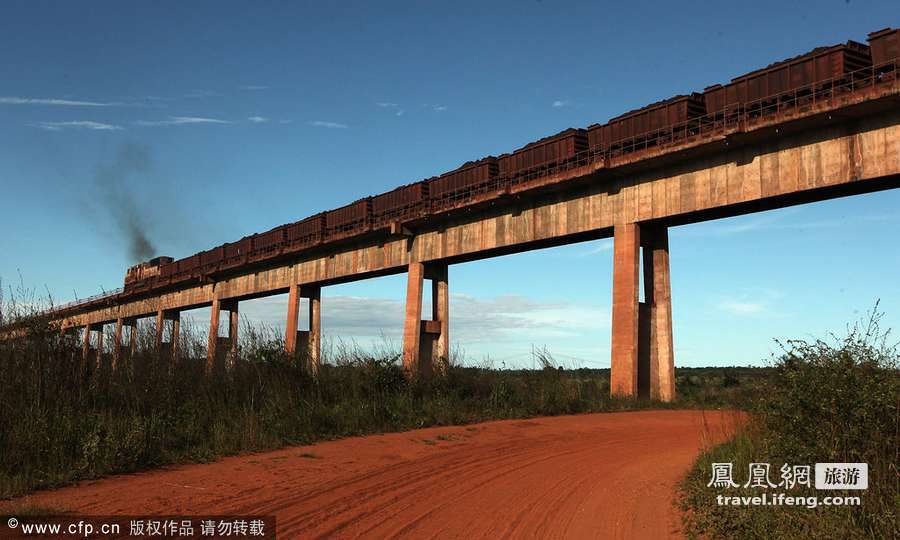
[{"x1": 120, "y1": 28, "x2": 898, "y2": 297}]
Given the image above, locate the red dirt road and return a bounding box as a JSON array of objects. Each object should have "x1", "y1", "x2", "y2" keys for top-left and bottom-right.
[{"x1": 7, "y1": 410, "x2": 741, "y2": 539}]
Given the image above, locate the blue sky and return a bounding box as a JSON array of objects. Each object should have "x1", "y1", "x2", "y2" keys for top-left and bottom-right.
[{"x1": 1, "y1": 1, "x2": 898, "y2": 368}]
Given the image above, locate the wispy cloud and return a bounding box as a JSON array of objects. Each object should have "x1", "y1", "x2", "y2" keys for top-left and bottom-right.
[
  {"x1": 30, "y1": 120, "x2": 123, "y2": 131},
  {"x1": 308, "y1": 120, "x2": 348, "y2": 129},
  {"x1": 376, "y1": 102, "x2": 404, "y2": 116},
  {"x1": 247, "y1": 116, "x2": 268, "y2": 123},
  {"x1": 714, "y1": 289, "x2": 783, "y2": 317},
  {"x1": 717, "y1": 300, "x2": 766, "y2": 315},
  {"x1": 219, "y1": 293, "x2": 608, "y2": 345},
  {"x1": 135, "y1": 116, "x2": 232, "y2": 127},
  {"x1": 239, "y1": 85, "x2": 269, "y2": 91},
  {"x1": 552, "y1": 100, "x2": 571, "y2": 108},
  {"x1": 183, "y1": 89, "x2": 222, "y2": 99},
  {"x1": 578, "y1": 240, "x2": 613, "y2": 256},
  {"x1": 1, "y1": 96, "x2": 125, "y2": 107}
]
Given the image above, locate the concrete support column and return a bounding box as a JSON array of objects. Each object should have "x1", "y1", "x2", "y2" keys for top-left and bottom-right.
[
  {"x1": 95, "y1": 325, "x2": 104, "y2": 372},
  {"x1": 227, "y1": 301, "x2": 239, "y2": 358},
  {"x1": 428, "y1": 263, "x2": 450, "y2": 375},
  {"x1": 285, "y1": 284, "x2": 301, "y2": 355},
  {"x1": 112, "y1": 318, "x2": 123, "y2": 370},
  {"x1": 81, "y1": 324, "x2": 91, "y2": 365},
  {"x1": 127, "y1": 319, "x2": 137, "y2": 356},
  {"x1": 402, "y1": 261, "x2": 450, "y2": 377},
  {"x1": 305, "y1": 285, "x2": 321, "y2": 375},
  {"x1": 207, "y1": 298, "x2": 221, "y2": 372},
  {"x1": 611, "y1": 223, "x2": 640, "y2": 397},
  {"x1": 610, "y1": 222, "x2": 676, "y2": 401},
  {"x1": 155, "y1": 310, "x2": 165, "y2": 348},
  {"x1": 643, "y1": 227, "x2": 675, "y2": 402},
  {"x1": 402, "y1": 262, "x2": 425, "y2": 377},
  {"x1": 207, "y1": 298, "x2": 238, "y2": 371},
  {"x1": 157, "y1": 309, "x2": 181, "y2": 362},
  {"x1": 284, "y1": 283, "x2": 321, "y2": 372}
]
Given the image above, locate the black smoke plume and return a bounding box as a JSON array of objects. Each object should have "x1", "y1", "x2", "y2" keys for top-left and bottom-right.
[{"x1": 95, "y1": 144, "x2": 157, "y2": 262}]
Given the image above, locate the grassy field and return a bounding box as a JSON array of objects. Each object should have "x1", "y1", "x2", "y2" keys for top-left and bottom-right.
[
  {"x1": 2, "y1": 293, "x2": 895, "y2": 539},
  {"x1": 0, "y1": 315, "x2": 753, "y2": 500},
  {"x1": 0, "y1": 292, "x2": 766, "y2": 501}
]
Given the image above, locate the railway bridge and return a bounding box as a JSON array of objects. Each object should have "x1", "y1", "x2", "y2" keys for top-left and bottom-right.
[{"x1": 11, "y1": 35, "x2": 900, "y2": 402}]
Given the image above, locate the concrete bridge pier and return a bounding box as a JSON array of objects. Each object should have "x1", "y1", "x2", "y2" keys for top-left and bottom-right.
[
  {"x1": 402, "y1": 261, "x2": 449, "y2": 378},
  {"x1": 207, "y1": 298, "x2": 238, "y2": 371},
  {"x1": 156, "y1": 309, "x2": 181, "y2": 363},
  {"x1": 285, "y1": 284, "x2": 321, "y2": 374},
  {"x1": 112, "y1": 318, "x2": 123, "y2": 370},
  {"x1": 610, "y1": 223, "x2": 675, "y2": 402},
  {"x1": 81, "y1": 323, "x2": 103, "y2": 373}
]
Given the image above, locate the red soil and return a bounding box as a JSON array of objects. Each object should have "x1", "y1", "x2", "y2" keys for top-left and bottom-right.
[{"x1": 5, "y1": 410, "x2": 741, "y2": 539}]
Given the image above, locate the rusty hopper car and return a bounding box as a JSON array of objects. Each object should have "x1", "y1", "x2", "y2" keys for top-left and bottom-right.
[
  {"x1": 172, "y1": 254, "x2": 201, "y2": 280},
  {"x1": 704, "y1": 41, "x2": 871, "y2": 115},
  {"x1": 251, "y1": 226, "x2": 287, "y2": 260},
  {"x1": 500, "y1": 128, "x2": 588, "y2": 183},
  {"x1": 286, "y1": 214, "x2": 325, "y2": 251},
  {"x1": 429, "y1": 157, "x2": 499, "y2": 212},
  {"x1": 124, "y1": 256, "x2": 173, "y2": 287},
  {"x1": 200, "y1": 246, "x2": 225, "y2": 271},
  {"x1": 372, "y1": 182, "x2": 429, "y2": 230},
  {"x1": 325, "y1": 198, "x2": 372, "y2": 241},
  {"x1": 593, "y1": 94, "x2": 705, "y2": 151},
  {"x1": 223, "y1": 237, "x2": 252, "y2": 268},
  {"x1": 868, "y1": 28, "x2": 900, "y2": 66}
]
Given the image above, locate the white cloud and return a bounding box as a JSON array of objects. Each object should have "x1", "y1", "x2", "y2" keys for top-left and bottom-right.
[
  {"x1": 376, "y1": 102, "x2": 404, "y2": 116},
  {"x1": 552, "y1": 100, "x2": 571, "y2": 108},
  {"x1": 714, "y1": 290, "x2": 783, "y2": 317},
  {"x1": 717, "y1": 300, "x2": 766, "y2": 315},
  {"x1": 308, "y1": 120, "x2": 348, "y2": 129},
  {"x1": 135, "y1": 116, "x2": 232, "y2": 126},
  {"x1": 183, "y1": 89, "x2": 222, "y2": 99},
  {"x1": 579, "y1": 240, "x2": 613, "y2": 256},
  {"x1": 247, "y1": 116, "x2": 268, "y2": 123},
  {"x1": 30, "y1": 120, "x2": 123, "y2": 131},
  {"x1": 239, "y1": 85, "x2": 268, "y2": 91},
  {"x1": 1, "y1": 96, "x2": 124, "y2": 107},
  {"x1": 432, "y1": 105, "x2": 447, "y2": 112},
  {"x1": 228, "y1": 293, "x2": 608, "y2": 344}
]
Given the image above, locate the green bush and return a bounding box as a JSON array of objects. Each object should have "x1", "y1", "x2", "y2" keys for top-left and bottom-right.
[{"x1": 681, "y1": 310, "x2": 899, "y2": 539}]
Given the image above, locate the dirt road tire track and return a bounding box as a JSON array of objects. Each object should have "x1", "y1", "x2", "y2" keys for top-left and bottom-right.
[{"x1": 5, "y1": 410, "x2": 741, "y2": 539}]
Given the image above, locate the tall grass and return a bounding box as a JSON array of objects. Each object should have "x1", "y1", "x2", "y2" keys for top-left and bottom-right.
[
  {"x1": 0, "y1": 298, "x2": 634, "y2": 499},
  {"x1": 681, "y1": 309, "x2": 899, "y2": 539}
]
